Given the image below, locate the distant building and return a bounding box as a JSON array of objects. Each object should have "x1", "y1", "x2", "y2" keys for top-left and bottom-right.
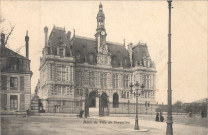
[
  {"x1": 38, "y1": 3, "x2": 157, "y2": 114},
  {"x1": 0, "y1": 32, "x2": 33, "y2": 113}
]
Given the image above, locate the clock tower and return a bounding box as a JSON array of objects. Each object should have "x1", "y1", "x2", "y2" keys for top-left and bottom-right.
[
  {"x1": 95, "y1": 3, "x2": 107, "y2": 53},
  {"x1": 95, "y1": 3, "x2": 111, "y2": 66}
]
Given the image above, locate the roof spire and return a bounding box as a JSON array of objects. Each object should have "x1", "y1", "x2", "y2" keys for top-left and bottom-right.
[{"x1": 99, "y1": 2, "x2": 103, "y2": 9}]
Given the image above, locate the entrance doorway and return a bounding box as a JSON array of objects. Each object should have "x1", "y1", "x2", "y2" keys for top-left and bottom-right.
[
  {"x1": 99, "y1": 92, "x2": 108, "y2": 116},
  {"x1": 89, "y1": 91, "x2": 97, "y2": 107},
  {"x1": 113, "y1": 93, "x2": 119, "y2": 108}
]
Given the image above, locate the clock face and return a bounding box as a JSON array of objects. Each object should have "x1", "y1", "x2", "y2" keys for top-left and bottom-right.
[{"x1": 101, "y1": 31, "x2": 105, "y2": 35}]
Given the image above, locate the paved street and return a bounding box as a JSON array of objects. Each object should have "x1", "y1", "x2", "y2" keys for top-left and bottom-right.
[{"x1": 1, "y1": 114, "x2": 207, "y2": 135}]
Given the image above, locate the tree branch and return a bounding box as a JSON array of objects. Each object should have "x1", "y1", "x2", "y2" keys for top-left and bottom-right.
[{"x1": 4, "y1": 26, "x2": 14, "y2": 46}]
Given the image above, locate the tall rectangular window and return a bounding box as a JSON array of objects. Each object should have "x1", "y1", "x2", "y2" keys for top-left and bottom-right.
[
  {"x1": 100, "y1": 72, "x2": 107, "y2": 88},
  {"x1": 70, "y1": 66, "x2": 73, "y2": 82},
  {"x1": 66, "y1": 86, "x2": 70, "y2": 95},
  {"x1": 113, "y1": 74, "x2": 118, "y2": 88},
  {"x1": 57, "y1": 86, "x2": 61, "y2": 95},
  {"x1": 62, "y1": 65, "x2": 66, "y2": 81},
  {"x1": 56, "y1": 65, "x2": 62, "y2": 81},
  {"x1": 10, "y1": 77, "x2": 18, "y2": 90},
  {"x1": 146, "y1": 75, "x2": 150, "y2": 88},
  {"x1": 62, "y1": 86, "x2": 66, "y2": 95},
  {"x1": 95, "y1": 72, "x2": 99, "y2": 86},
  {"x1": 56, "y1": 64, "x2": 67, "y2": 81},
  {"x1": 51, "y1": 85, "x2": 57, "y2": 95},
  {"x1": 10, "y1": 95, "x2": 18, "y2": 110},
  {"x1": 77, "y1": 71, "x2": 83, "y2": 86},
  {"x1": 89, "y1": 72, "x2": 95, "y2": 87},
  {"x1": 66, "y1": 66, "x2": 70, "y2": 81},
  {"x1": 124, "y1": 75, "x2": 129, "y2": 89}
]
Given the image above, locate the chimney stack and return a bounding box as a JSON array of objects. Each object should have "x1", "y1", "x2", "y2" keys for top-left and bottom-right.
[
  {"x1": 123, "y1": 39, "x2": 126, "y2": 48},
  {"x1": 1, "y1": 33, "x2": 5, "y2": 47},
  {"x1": 67, "y1": 31, "x2": 71, "y2": 41},
  {"x1": 44, "y1": 26, "x2": 48, "y2": 46},
  {"x1": 25, "y1": 31, "x2": 29, "y2": 58},
  {"x1": 128, "y1": 42, "x2": 133, "y2": 67}
]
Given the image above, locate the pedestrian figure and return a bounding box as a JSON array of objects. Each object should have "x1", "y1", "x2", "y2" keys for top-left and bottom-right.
[
  {"x1": 160, "y1": 114, "x2": 164, "y2": 122},
  {"x1": 26, "y1": 109, "x2": 31, "y2": 117},
  {"x1": 155, "y1": 112, "x2": 159, "y2": 122},
  {"x1": 79, "y1": 110, "x2": 84, "y2": 118},
  {"x1": 201, "y1": 110, "x2": 204, "y2": 118},
  {"x1": 189, "y1": 111, "x2": 192, "y2": 117}
]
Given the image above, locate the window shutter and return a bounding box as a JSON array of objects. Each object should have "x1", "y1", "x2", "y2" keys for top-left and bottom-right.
[
  {"x1": 20, "y1": 76, "x2": 24, "y2": 91},
  {"x1": 1, "y1": 75, "x2": 7, "y2": 90},
  {"x1": 1, "y1": 94, "x2": 7, "y2": 110},
  {"x1": 20, "y1": 94, "x2": 25, "y2": 110}
]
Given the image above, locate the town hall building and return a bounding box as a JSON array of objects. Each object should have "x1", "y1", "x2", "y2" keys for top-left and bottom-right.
[{"x1": 38, "y1": 3, "x2": 157, "y2": 114}]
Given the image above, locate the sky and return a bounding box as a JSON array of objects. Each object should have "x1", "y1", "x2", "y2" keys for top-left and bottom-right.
[{"x1": 1, "y1": 1, "x2": 207, "y2": 104}]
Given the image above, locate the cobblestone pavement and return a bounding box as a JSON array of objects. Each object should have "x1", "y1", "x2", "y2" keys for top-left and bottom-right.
[{"x1": 1, "y1": 115, "x2": 207, "y2": 135}]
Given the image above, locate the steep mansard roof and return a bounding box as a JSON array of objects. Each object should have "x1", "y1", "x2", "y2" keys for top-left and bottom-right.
[
  {"x1": 47, "y1": 27, "x2": 153, "y2": 68},
  {"x1": 48, "y1": 27, "x2": 71, "y2": 57},
  {"x1": 72, "y1": 36, "x2": 131, "y2": 67},
  {"x1": 132, "y1": 43, "x2": 150, "y2": 66}
]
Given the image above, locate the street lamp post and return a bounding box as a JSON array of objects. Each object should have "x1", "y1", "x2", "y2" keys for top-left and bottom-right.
[
  {"x1": 166, "y1": 0, "x2": 173, "y2": 134},
  {"x1": 85, "y1": 89, "x2": 89, "y2": 118},
  {"x1": 80, "y1": 91, "x2": 83, "y2": 111},
  {"x1": 134, "y1": 81, "x2": 145, "y2": 130}
]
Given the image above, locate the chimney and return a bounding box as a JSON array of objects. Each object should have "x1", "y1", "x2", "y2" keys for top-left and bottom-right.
[
  {"x1": 128, "y1": 42, "x2": 133, "y2": 67},
  {"x1": 1, "y1": 33, "x2": 5, "y2": 47},
  {"x1": 25, "y1": 31, "x2": 29, "y2": 58},
  {"x1": 44, "y1": 26, "x2": 48, "y2": 46},
  {"x1": 123, "y1": 39, "x2": 126, "y2": 48},
  {"x1": 67, "y1": 31, "x2": 71, "y2": 41}
]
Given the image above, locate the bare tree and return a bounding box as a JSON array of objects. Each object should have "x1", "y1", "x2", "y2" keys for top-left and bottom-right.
[{"x1": 0, "y1": 16, "x2": 15, "y2": 47}]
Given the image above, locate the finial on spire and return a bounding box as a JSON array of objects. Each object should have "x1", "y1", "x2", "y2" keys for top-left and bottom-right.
[
  {"x1": 99, "y1": 2, "x2": 102, "y2": 8},
  {"x1": 26, "y1": 30, "x2": 28, "y2": 36},
  {"x1": 99, "y1": 2, "x2": 103, "y2": 10},
  {"x1": 123, "y1": 38, "x2": 125, "y2": 47}
]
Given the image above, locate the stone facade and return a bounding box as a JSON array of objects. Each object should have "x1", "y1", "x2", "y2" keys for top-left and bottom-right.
[
  {"x1": 38, "y1": 3, "x2": 157, "y2": 114},
  {"x1": 0, "y1": 32, "x2": 33, "y2": 113}
]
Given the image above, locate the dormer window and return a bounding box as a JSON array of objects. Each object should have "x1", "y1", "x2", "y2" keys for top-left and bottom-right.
[
  {"x1": 112, "y1": 56, "x2": 117, "y2": 66},
  {"x1": 59, "y1": 37, "x2": 63, "y2": 44},
  {"x1": 60, "y1": 48, "x2": 63, "y2": 57},
  {"x1": 76, "y1": 51, "x2": 80, "y2": 62},
  {"x1": 123, "y1": 57, "x2": 127, "y2": 67},
  {"x1": 147, "y1": 61, "x2": 149, "y2": 67},
  {"x1": 88, "y1": 53, "x2": 94, "y2": 64},
  {"x1": 10, "y1": 59, "x2": 19, "y2": 71}
]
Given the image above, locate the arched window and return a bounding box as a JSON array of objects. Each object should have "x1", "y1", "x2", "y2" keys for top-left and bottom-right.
[{"x1": 113, "y1": 93, "x2": 119, "y2": 108}]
